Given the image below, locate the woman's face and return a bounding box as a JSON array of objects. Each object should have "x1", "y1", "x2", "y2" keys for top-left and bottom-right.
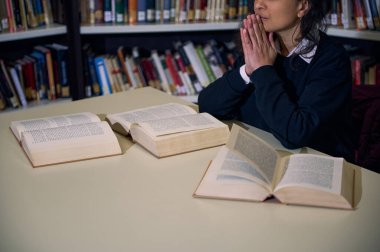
[{"x1": 254, "y1": 0, "x2": 308, "y2": 34}]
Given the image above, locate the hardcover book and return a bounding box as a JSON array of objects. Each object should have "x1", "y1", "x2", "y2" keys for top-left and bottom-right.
[
  {"x1": 106, "y1": 103, "x2": 230, "y2": 157},
  {"x1": 194, "y1": 124, "x2": 357, "y2": 210},
  {"x1": 10, "y1": 112, "x2": 122, "y2": 167}
]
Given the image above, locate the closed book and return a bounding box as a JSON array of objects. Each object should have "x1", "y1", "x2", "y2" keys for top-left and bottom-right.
[
  {"x1": 151, "y1": 49, "x2": 171, "y2": 94},
  {"x1": 146, "y1": 0, "x2": 155, "y2": 22},
  {"x1": 129, "y1": 0, "x2": 137, "y2": 24},
  {"x1": 183, "y1": 41, "x2": 210, "y2": 88},
  {"x1": 103, "y1": 0, "x2": 112, "y2": 23},
  {"x1": 115, "y1": 0, "x2": 124, "y2": 23},
  {"x1": 0, "y1": 60, "x2": 19, "y2": 108},
  {"x1": 8, "y1": 66, "x2": 27, "y2": 107},
  {"x1": 117, "y1": 46, "x2": 133, "y2": 88},
  {"x1": 369, "y1": 0, "x2": 380, "y2": 29},
  {"x1": 34, "y1": 46, "x2": 56, "y2": 100},
  {"x1": 363, "y1": 0, "x2": 375, "y2": 29},
  {"x1": 195, "y1": 45, "x2": 216, "y2": 84},
  {"x1": 94, "y1": 56, "x2": 112, "y2": 95},
  {"x1": 94, "y1": 0, "x2": 104, "y2": 23},
  {"x1": 137, "y1": 0, "x2": 146, "y2": 23},
  {"x1": 341, "y1": 0, "x2": 355, "y2": 29}
]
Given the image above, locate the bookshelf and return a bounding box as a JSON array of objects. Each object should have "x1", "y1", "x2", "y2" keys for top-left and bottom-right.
[{"x1": 0, "y1": 24, "x2": 67, "y2": 43}]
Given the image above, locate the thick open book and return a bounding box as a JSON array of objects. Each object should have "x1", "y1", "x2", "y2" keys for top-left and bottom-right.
[
  {"x1": 194, "y1": 124, "x2": 356, "y2": 210},
  {"x1": 106, "y1": 103, "x2": 230, "y2": 157},
  {"x1": 10, "y1": 112, "x2": 122, "y2": 167}
]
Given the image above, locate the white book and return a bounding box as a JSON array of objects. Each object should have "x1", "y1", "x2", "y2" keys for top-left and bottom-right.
[
  {"x1": 151, "y1": 50, "x2": 171, "y2": 94},
  {"x1": 341, "y1": 0, "x2": 356, "y2": 29},
  {"x1": 183, "y1": 42, "x2": 210, "y2": 87},
  {"x1": 9, "y1": 67, "x2": 27, "y2": 107}
]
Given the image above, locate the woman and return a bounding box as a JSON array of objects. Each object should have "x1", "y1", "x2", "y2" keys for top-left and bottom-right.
[{"x1": 198, "y1": 0, "x2": 355, "y2": 161}]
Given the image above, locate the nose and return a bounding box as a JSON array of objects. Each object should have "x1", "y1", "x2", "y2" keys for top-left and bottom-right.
[{"x1": 254, "y1": 0, "x2": 265, "y2": 12}]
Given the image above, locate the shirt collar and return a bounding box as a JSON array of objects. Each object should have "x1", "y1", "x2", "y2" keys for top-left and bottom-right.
[{"x1": 275, "y1": 37, "x2": 317, "y2": 64}]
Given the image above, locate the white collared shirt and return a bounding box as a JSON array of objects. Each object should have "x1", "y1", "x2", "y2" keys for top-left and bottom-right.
[{"x1": 240, "y1": 37, "x2": 318, "y2": 84}]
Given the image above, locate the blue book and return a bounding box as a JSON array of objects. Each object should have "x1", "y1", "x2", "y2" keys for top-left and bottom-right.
[
  {"x1": 163, "y1": 0, "x2": 171, "y2": 23},
  {"x1": 94, "y1": 56, "x2": 112, "y2": 95},
  {"x1": 137, "y1": 0, "x2": 146, "y2": 23}
]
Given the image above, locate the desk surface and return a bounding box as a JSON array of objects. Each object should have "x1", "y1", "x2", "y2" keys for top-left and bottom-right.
[{"x1": 0, "y1": 87, "x2": 379, "y2": 252}]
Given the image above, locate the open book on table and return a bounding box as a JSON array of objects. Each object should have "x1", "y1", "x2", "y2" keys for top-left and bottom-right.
[
  {"x1": 105, "y1": 103, "x2": 230, "y2": 157},
  {"x1": 10, "y1": 112, "x2": 122, "y2": 167},
  {"x1": 193, "y1": 124, "x2": 357, "y2": 210}
]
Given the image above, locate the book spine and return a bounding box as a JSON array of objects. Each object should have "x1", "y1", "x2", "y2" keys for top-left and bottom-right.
[
  {"x1": 363, "y1": 0, "x2": 375, "y2": 29},
  {"x1": 137, "y1": 0, "x2": 146, "y2": 23},
  {"x1": 115, "y1": 0, "x2": 125, "y2": 23},
  {"x1": 94, "y1": 56, "x2": 112, "y2": 95},
  {"x1": 195, "y1": 45, "x2": 216, "y2": 83},
  {"x1": 103, "y1": 0, "x2": 112, "y2": 23},
  {"x1": 129, "y1": 0, "x2": 137, "y2": 24},
  {"x1": 151, "y1": 50, "x2": 171, "y2": 94},
  {"x1": 369, "y1": 0, "x2": 380, "y2": 30},
  {"x1": 146, "y1": 0, "x2": 155, "y2": 23},
  {"x1": 9, "y1": 66, "x2": 27, "y2": 107}
]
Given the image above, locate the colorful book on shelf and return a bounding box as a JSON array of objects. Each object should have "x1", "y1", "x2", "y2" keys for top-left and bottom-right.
[
  {"x1": 146, "y1": 0, "x2": 155, "y2": 23},
  {"x1": 369, "y1": 0, "x2": 380, "y2": 30},
  {"x1": 94, "y1": 0, "x2": 104, "y2": 24},
  {"x1": 183, "y1": 41, "x2": 210, "y2": 88},
  {"x1": 94, "y1": 56, "x2": 112, "y2": 95},
  {"x1": 129, "y1": 0, "x2": 137, "y2": 24},
  {"x1": 47, "y1": 43, "x2": 70, "y2": 98},
  {"x1": 105, "y1": 103, "x2": 230, "y2": 158},
  {"x1": 0, "y1": 59, "x2": 19, "y2": 108},
  {"x1": 151, "y1": 49, "x2": 172, "y2": 94},
  {"x1": 10, "y1": 112, "x2": 122, "y2": 167},
  {"x1": 30, "y1": 51, "x2": 48, "y2": 100},
  {"x1": 34, "y1": 46, "x2": 56, "y2": 100},
  {"x1": 24, "y1": 0, "x2": 38, "y2": 28},
  {"x1": 137, "y1": 0, "x2": 147, "y2": 23},
  {"x1": 83, "y1": 44, "x2": 101, "y2": 96},
  {"x1": 8, "y1": 65, "x2": 27, "y2": 107},
  {"x1": 193, "y1": 124, "x2": 358, "y2": 210}
]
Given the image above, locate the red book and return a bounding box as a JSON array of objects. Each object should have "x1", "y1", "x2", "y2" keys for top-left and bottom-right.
[{"x1": 165, "y1": 50, "x2": 184, "y2": 95}]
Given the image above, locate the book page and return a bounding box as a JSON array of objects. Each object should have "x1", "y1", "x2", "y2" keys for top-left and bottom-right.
[
  {"x1": 275, "y1": 154, "x2": 343, "y2": 194},
  {"x1": 227, "y1": 125, "x2": 279, "y2": 184},
  {"x1": 10, "y1": 112, "x2": 100, "y2": 141},
  {"x1": 135, "y1": 113, "x2": 225, "y2": 137},
  {"x1": 194, "y1": 146, "x2": 271, "y2": 201},
  {"x1": 21, "y1": 122, "x2": 121, "y2": 166},
  {"x1": 216, "y1": 147, "x2": 270, "y2": 189},
  {"x1": 106, "y1": 103, "x2": 196, "y2": 133}
]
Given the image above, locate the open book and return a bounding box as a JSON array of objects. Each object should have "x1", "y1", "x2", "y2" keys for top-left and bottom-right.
[
  {"x1": 10, "y1": 112, "x2": 122, "y2": 167},
  {"x1": 194, "y1": 124, "x2": 356, "y2": 209},
  {"x1": 106, "y1": 103, "x2": 230, "y2": 157}
]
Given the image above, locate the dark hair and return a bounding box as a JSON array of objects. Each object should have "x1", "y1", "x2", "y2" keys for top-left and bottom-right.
[{"x1": 297, "y1": 0, "x2": 331, "y2": 56}]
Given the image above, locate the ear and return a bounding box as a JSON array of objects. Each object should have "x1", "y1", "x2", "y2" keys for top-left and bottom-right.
[{"x1": 297, "y1": 0, "x2": 310, "y2": 18}]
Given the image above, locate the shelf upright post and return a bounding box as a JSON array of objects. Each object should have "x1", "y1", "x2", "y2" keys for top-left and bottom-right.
[{"x1": 65, "y1": 0, "x2": 85, "y2": 100}]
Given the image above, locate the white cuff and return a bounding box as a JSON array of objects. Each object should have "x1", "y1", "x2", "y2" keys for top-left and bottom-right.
[{"x1": 239, "y1": 65, "x2": 251, "y2": 84}]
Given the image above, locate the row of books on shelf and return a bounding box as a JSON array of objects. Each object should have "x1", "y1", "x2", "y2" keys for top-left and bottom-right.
[
  {"x1": 0, "y1": 43, "x2": 69, "y2": 110},
  {"x1": 82, "y1": 39, "x2": 239, "y2": 98},
  {"x1": 0, "y1": 0, "x2": 64, "y2": 33},
  {"x1": 80, "y1": 0, "x2": 253, "y2": 25},
  {"x1": 328, "y1": 0, "x2": 380, "y2": 30}
]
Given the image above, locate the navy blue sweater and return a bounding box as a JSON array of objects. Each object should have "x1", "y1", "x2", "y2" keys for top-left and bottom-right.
[{"x1": 198, "y1": 33, "x2": 355, "y2": 161}]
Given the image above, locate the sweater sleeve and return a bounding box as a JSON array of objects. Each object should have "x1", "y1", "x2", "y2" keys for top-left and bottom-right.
[
  {"x1": 250, "y1": 48, "x2": 352, "y2": 149},
  {"x1": 198, "y1": 57, "x2": 251, "y2": 120}
]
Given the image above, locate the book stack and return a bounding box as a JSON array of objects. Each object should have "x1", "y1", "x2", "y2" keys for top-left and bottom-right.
[
  {"x1": 0, "y1": 0, "x2": 61, "y2": 33},
  {"x1": 82, "y1": 39, "x2": 240, "y2": 98},
  {"x1": 0, "y1": 43, "x2": 70, "y2": 110},
  {"x1": 328, "y1": 0, "x2": 380, "y2": 30},
  {"x1": 80, "y1": 0, "x2": 253, "y2": 25}
]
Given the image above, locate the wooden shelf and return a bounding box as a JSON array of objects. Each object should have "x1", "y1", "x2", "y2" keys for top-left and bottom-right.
[
  {"x1": 327, "y1": 27, "x2": 380, "y2": 42},
  {"x1": 0, "y1": 24, "x2": 67, "y2": 42},
  {"x1": 81, "y1": 21, "x2": 241, "y2": 34}
]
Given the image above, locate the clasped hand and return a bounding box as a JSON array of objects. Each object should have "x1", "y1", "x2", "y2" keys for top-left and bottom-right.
[{"x1": 240, "y1": 14, "x2": 277, "y2": 76}]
